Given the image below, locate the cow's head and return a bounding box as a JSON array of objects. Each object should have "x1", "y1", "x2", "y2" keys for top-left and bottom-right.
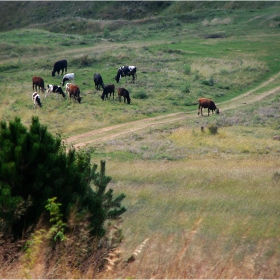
[
  {"x1": 76, "y1": 96, "x2": 82, "y2": 103},
  {"x1": 51, "y1": 70, "x2": 55, "y2": 77},
  {"x1": 36, "y1": 96, "x2": 42, "y2": 107},
  {"x1": 216, "y1": 108, "x2": 220, "y2": 114},
  {"x1": 57, "y1": 87, "x2": 66, "y2": 98}
]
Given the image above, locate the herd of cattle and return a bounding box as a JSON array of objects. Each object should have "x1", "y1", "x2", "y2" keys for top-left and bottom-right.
[
  {"x1": 32, "y1": 59, "x2": 219, "y2": 115},
  {"x1": 32, "y1": 59, "x2": 135, "y2": 108}
]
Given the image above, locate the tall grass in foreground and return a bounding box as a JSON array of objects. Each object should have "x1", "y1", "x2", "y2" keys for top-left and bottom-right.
[
  {"x1": 99, "y1": 157, "x2": 280, "y2": 278},
  {"x1": 86, "y1": 123, "x2": 280, "y2": 278}
]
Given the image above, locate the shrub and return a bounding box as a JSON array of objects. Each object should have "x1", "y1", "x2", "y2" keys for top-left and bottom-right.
[
  {"x1": 183, "y1": 64, "x2": 191, "y2": 75},
  {"x1": 0, "y1": 116, "x2": 126, "y2": 239},
  {"x1": 207, "y1": 124, "x2": 219, "y2": 134},
  {"x1": 103, "y1": 25, "x2": 110, "y2": 38},
  {"x1": 134, "y1": 90, "x2": 148, "y2": 99},
  {"x1": 181, "y1": 83, "x2": 191, "y2": 93},
  {"x1": 272, "y1": 172, "x2": 280, "y2": 182},
  {"x1": 202, "y1": 76, "x2": 215, "y2": 86}
]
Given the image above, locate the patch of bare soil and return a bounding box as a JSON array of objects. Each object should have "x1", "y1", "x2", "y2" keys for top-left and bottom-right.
[{"x1": 67, "y1": 72, "x2": 280, "y2": 149}]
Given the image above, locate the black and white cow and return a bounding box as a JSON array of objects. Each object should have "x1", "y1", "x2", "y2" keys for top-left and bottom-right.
[
  {"x1": 115, "y1": 66, "x2": 137, "y2": 83},
  {"x1": 45, "y1": 84, "x2": 66, "y2": 98},
  {"x1": 93, "y1": 73, "x2": 105, "y2": 91},
  {"x1": 52, "y1": 60, "x2": 67, "y2": 77},
  {"x1": 32, "y1": 92, "x2": 42, "y2": 108},
  {"x1": 62, "y1": 73, "x2": 75, "y2": 86}
]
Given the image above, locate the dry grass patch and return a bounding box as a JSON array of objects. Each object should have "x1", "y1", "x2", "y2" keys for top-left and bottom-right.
[
  {"x1": 202, "y1": 17, "x2": 233, "y2": 26},
  {"x1": 169, "y1": 125, "x2": 280, "y2": 156},
  {"x1": 102, "y1": 157, "x2": 280, "y2": 278}
]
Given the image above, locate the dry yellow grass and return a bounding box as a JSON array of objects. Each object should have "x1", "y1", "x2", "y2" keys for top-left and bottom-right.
[{"x1": 102, "y1": 156, "x2": 280, "y2": 278}]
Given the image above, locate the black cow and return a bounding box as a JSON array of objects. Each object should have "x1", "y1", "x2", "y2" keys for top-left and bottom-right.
[
  {"x1": 115, "y1": 66, "x2": 137, "y2": 83},
  {"x1": 93, "y1": 73, "x2": 105, "y2": 91},
  {"x1": 118, "y1": 87, "x2": 131, "y2": 104},
  {"x1": 101, "y1": 84, "x2": 115, "y2": 100},
  {"x1": 52, "y1": 60, "x2": 67, "y2": 77},
  {"x1": 198, "y1": 98, "x2": 219, "y2": 116}
]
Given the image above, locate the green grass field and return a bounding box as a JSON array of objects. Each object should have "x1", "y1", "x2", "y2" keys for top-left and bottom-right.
[{"x1": 1, "y1": 2, "x2": 280, "y2": 278}]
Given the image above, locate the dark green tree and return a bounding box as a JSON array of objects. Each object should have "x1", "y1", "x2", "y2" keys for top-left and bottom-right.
[{"x1": 0, "y1": 116, "x2": 126, "y2": 239}]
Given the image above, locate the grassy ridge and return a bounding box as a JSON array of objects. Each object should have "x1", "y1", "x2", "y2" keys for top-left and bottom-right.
[{"x1": 1, "y1": 1, "x2": 279, "y2": 33}]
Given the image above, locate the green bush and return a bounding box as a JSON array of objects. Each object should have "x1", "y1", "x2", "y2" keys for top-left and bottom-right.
[
  {"x1": 202, "y1": 76, "x2": 215, "y2": 86},
  {"x1": 0, "y1": 116, "x2": 126, "y2": 239},
  {"x1": 134, "y1": 91, "x2": 148, "y2": 99},
  {"x1": 183, "y1": 64, "x2": 191, "y2": 75},
  {"x1": 207, "y1": 124, "x2": 219, "y2": 135},
  {"x1": 103, "y1": 25, "x2": 110, "y2": 38},
  {"x1": 181, "y1": 83, "x2": 191, "y2": 93}
]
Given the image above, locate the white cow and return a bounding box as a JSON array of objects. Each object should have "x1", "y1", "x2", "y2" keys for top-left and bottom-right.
[
  {"x1": 45, "y1": 84, "x2": 54, "y2": 98},
  {"x1": 62, "y1": 73, "x2": 75, "y2": 86}
]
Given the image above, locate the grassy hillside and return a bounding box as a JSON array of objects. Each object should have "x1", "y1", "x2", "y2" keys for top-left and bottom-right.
[
  {"x1": 1, "y1": 1, "x2": 280, "y2": 33},
  {"x1": 1, "y1": 1, "x2": 280, "y2": 278}
]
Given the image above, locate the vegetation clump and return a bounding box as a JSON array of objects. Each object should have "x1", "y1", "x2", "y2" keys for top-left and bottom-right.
[
  {"x1": 0, "y1": 116, "x2": 126, "y2": 277},
  {"x1": 207, "y1": 123, "x2": 219, "y2": 134}
]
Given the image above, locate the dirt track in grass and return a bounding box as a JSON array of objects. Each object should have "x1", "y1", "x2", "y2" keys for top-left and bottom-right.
[{"x1": 67, "y1": 72, "x2": 280, "y2": 149}]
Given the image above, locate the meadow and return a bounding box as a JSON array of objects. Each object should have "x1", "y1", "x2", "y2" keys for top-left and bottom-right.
[{"x1": 1, "y1": 2, "x2": 280, "y2": 278}]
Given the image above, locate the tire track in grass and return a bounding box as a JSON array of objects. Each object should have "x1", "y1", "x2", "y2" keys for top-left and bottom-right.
[{"x1": 67, "y1": 72, "x2": 280, "y2": 149}]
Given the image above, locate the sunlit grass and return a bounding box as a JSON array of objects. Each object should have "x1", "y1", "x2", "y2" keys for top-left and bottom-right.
[
  {"x1": 105, "y1": 155, "x2": 280, "y2": 278},
  {"x1": 169, "y1": 125, "x2": 280, "y2": 155}
]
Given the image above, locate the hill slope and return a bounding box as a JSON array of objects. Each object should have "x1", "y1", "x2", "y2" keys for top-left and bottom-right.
[{"x1": 1, "y1": 1, "x2": 280, "y2": 33}]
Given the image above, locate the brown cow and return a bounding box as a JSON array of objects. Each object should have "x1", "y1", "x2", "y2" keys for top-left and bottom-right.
[
  {"x1": 101, "y1": 84, "x2": 115, "y2": 100},
  {"x1": 198, "y1": 98, "x2": 219, "y2": 116},
  {"x1": 32, "y1": 76, "x2": 45, "y2": 93},
  {"x1": 68, "y1": 84, "x2": 82, "y2": 103},
  {"x1": 118, "y1": 87, "x2": 131, "y2": 104}
]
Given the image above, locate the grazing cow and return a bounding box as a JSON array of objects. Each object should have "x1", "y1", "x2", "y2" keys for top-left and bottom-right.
[
  {"x1": 118, "y1": 87, "x2": 131, "y2": 104},
  {"x1": 198, "y1": 98, "x2": 219, "y2": 116},
  {"x1": 94, "y1": 73, "x2": 105, "y2": 91},
  {"x1": 52, "y1": 59, "x2": 67, "y2": 77},
  {"x1": 45, "y1": 84, "x2": 66, "y2": 98},
  {"x1": 62, "y1": 73, "x2": 75, "y2": 86},
  {"x1": 32, "y1": 76, "x2": 45, "y2": 93},
  {"x1": 101, "y1": 84, "x2": 115, "y2": 100},
  {"x1": 32, "y1": 92, "x2": 42, "y2": 108},
  {"x1": 68, "y1": 84, "x2": 82, "y2": 103},
  {"x1": 115, "y1": 66, "x2": 137, "y2": 83}
]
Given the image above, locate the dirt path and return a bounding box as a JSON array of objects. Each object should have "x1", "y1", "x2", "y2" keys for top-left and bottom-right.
[{"x1": 67, "y1": 71, "x2": 280, "y2": 149}]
